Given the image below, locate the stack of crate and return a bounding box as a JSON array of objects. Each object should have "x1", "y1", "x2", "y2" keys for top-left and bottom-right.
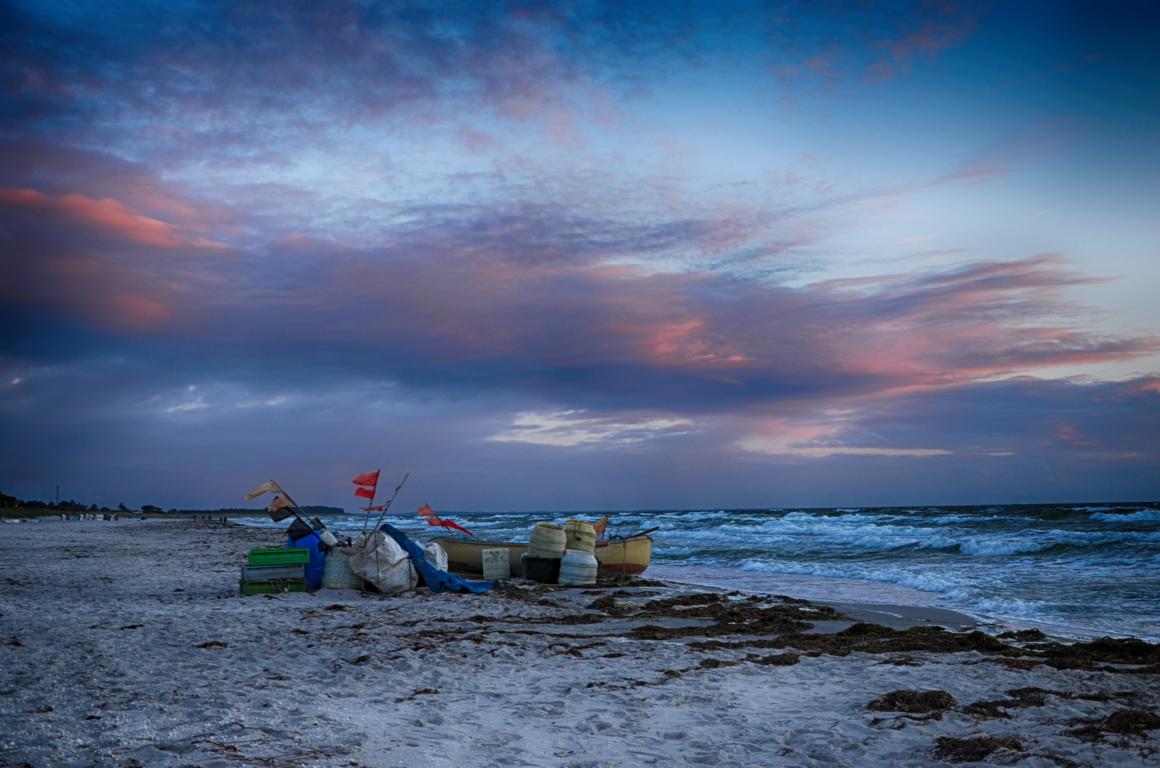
[{"x1": 240, "y1": 547, "x2": 310, "y2": 595}]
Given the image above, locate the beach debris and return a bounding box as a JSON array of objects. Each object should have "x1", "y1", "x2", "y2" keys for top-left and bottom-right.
[
  {"x1": 867, "y1": 690, "x2": 957, "y2": 716},
  {"x1": 624, "y1": 592, "x2": 842, "y2": 641},
  {"x1": 194, "y1": 640, "x2": 228, "y2": 649},
  {"x1": 932, "y1": 735, "x2": 1025, "y2": 763},
  {"x1": 585, "y1": 595, "x2": 632, "y2": 616},
  {"x1": 1064, "y1": 708, "x2": 1160, "y2": 742},
  {"x1": 998, "y1": 628, "x2": 1047, "y2": 641},
  {"x1": 962, "y1": 700, "x2": 1014, "y2": 719},
  {"x1": 394, "y1": 687, "x2": 439, "y2": 704},
  {"x1": 965, "y1": 686, "x2": 1081, "y2": 720},
  {"x1": 879, "y1": 654, "x2": 922, "y2": 666},
  {"x1": 983, "y1": 635, "x2": 1160, "y2": 673}
]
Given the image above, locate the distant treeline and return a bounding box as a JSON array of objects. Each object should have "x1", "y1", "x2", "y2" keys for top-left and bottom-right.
[
  {"x1": 0, "y1": 491, "x2": 343, "y2": 517},
  {"x1": 0, "y1": 490, "x2": 108, "y2": 513},
  {"x1": 178, "y1": 506, "x2": 345, "y2": 517}
]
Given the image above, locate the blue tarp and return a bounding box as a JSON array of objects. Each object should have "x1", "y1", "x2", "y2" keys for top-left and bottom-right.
[{"x1": 379, "y1": 523, "x2": 493, "y2": 594}]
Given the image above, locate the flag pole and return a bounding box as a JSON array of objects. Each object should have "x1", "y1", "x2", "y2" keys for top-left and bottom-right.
[{"x1": 371, "y1": 472, "x2": 409, "y2": 532}]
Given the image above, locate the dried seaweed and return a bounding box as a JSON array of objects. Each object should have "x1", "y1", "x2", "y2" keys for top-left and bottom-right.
[
  {"x1": 933, "y1": 735, "x2": 1024, "y2": 762},
  {"x1": 867, "y1": 690, "x2": 956, "y2": 714}
]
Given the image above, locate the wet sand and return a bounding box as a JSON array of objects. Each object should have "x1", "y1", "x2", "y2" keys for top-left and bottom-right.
[{"x1": 1, "y1": 519, "x2": 1156, "y2": 766}]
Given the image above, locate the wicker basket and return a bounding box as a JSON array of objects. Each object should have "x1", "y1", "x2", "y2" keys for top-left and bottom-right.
[{"x1": 322, "y1": 547, "x2": 364, "y2": 589}]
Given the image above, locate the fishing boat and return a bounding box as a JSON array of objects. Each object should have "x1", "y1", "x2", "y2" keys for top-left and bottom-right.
[
  {"x1": 433, "y1": 538, "x2": 527, "y2": 575},
  {"x1": 594, "y1": 533, "x2": 652, "y2": 576},
  {"x1": 434, "y1": 530, "x2": 654, "y2": 577}
]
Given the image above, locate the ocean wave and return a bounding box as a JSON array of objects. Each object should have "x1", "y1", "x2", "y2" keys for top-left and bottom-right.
[
  {"x1": 1090, "y1": 509, "x2": 1160, "y2": 523},
  {"x1": 956, "y1": 539, "x2": 1054, "y2": 556}
]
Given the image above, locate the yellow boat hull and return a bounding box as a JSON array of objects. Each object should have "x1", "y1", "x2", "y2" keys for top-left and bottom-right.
[
  {"x1": 434, "y1": 534, "x2": 652, "y2": 577},
  {"x1": 433, "y1": 538, "x2": 527, "y2": 575},
  {"x1": 594, "y1": 535, "x2": 652, "y2": 576}
]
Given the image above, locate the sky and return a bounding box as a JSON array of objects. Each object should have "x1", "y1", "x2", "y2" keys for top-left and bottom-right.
[{"x1": 1, "y1": 0, "x2": 1158, "y2": 512}]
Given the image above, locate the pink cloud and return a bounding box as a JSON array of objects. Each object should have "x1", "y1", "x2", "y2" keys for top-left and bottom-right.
[
  {"x1": 1054, "y1": 423, "x2": 1101, "y2": 448},
  {"x1": 0, "y1": 187, "x2": 225, "y2": 250}
]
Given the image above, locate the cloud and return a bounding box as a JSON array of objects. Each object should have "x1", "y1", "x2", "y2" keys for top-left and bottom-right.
[
  {"x1": 767, "y1": 0, "x2": 981, "y2": 87},
  {"x1": 734, "y1": 417, "x2": 952, "y2": 459},
  {"x1": 0, "y1": 187, "x2": 223, "y2": 249},
  {"x1": 1, "y1": 1, "x2": 1158, "y2": 507},
  {"x1": 487, "y1": 409, "x2": 693, "y2": 447}
]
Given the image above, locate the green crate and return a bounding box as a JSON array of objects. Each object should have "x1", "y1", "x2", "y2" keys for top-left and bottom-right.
[
  {"x1": 247, "y1": 547, "x2": 310, "y2": 566},
  {"x1": 241, "y1": 564, "x2": 305, "y2": 581},
  {"x1": 240, "y1": 579, "x2": 307, "y2": 596}
]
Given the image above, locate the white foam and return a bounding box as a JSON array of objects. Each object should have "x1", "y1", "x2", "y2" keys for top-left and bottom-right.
[{"x1": 1090, "y1": 508, "x2": 1160, "y2": 522}]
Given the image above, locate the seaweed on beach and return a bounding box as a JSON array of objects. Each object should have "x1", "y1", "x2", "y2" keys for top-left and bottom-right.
[
  {"x1": 394, "y1": 687, "x2": 439, "y2": 704},
  {"x1": 933, "y1": 735, "x2": 1025, "y2": 763},
  {"x1": 962, "y1": 699, "x2": 1014, "y2": 719},
  {"x1": 1036, "y1": 637, "x2": 1160, "y2": 669},
  {"x1": 751, "y1": 652, "x2": 800, "y2": 665},
  {"x1": 981, "y1": 636, "x2": 1160, "y2": 672},
  {"x1": 998, "y1": 628, "x2": 1047, "y2": 641},
  {"x1": 585, "y1": 595, "x2": 633, "y2": 616},
  {"x1": 622, "y1": 593, "x2": 846, "y2": 641},
  {"x1": 1064, "y1": 708, "x2": 1160, "y2": 742},
  {"x1": 779, "y1": 623, "x2": 1006, "y2": 656},
  {"x1": 866, "y1": 690, "x2": 956, "y2": 723}
]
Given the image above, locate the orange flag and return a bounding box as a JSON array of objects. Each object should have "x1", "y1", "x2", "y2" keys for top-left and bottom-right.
[
  {"x1": 352, "y1": 470, "x2": 380, "y2": 488},
  {"x1": 417, "y1": 503, "x2": 437, "y2": 517}
]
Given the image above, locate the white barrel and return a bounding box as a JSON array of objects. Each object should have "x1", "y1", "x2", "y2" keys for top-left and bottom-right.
[
  {"x1": 557, "y1": 549, "x2": 598, "y2": 586},
  {"x1": 564, "y1": 520, "x2": 596, "y2": 553},
  {"x1": 528, "y1": 522, "x2": 567, "y2": 559},
  {"x1": 323, "y1": 547, "x2": 363, "y2": 589}
]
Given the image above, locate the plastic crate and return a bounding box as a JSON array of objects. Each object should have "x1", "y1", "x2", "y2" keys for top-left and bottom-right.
[
  {"x1": 247, "y1": 547, "x2": 310, "y2": 566},
  {"x1": 240, "y1": 579, "x2": 307, "y2": 596},
  {"x1": 241, "y1": 564, "x2": 305, "y2": 582}
]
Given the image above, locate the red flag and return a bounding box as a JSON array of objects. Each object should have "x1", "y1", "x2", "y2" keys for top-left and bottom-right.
[
  {"x1": 354, "y1": 486, "x2": 375, "y2": 500},
  {"x1": 352, "y1": 470, "x2": 380, "y2": 488},
  {"x1": 425, "y1": 515, "x2": 443, "y2": 526},
  {"x1": 440, "y1": 519, "x2": 476, "y2": 537},
  {"x1": 417, "y1": 503, "x2": 437, "y2": 517}
]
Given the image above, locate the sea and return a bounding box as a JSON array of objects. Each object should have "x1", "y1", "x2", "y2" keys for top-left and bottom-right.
[{"x1": 237, "y1": 502, "x2": 1160, "y2": 642}]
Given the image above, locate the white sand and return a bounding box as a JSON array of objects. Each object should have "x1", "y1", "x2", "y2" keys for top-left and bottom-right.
[{"x1": 1, "y1": 519, "x2": 1156, "y2": 767}]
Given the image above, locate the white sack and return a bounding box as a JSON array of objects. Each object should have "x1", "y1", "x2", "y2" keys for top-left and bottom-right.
[
  {"x1": 423, "y1": 541, "x2": 448, "y2": 573},
  {"x1": 347, "y1": 531, "x2": 418, "y2": 593}
]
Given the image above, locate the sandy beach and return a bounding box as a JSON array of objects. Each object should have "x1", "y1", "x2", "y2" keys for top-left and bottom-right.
[{"x1": 1, "y1": 519, "x2": 1156, "y2": 767}]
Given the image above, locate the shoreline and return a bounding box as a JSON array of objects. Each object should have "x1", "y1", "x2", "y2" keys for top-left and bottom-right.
[
  {"x1": 241, "y1": 515, "x2": 1158, "y2": 643},
  {"x1": 647, "y1": 565, "x2": 1155, "y2": 645},
  {"x1": 2, "y1": 519, "x2": 1156, "y2": 766},
  {"x1": 232, "y1": 512, "x2": 1160, "y2": 644},
  {"x1": 29, "y1": 512, "x2": 1155, "y2": 643}
]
